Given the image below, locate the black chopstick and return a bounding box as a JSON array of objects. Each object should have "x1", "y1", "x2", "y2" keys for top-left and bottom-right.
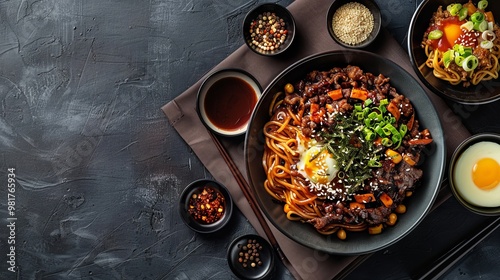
[
  {"x1": 208, "y1": 130, "x2": 303, "y2": 280},
  {"x1": 414, "y1": 216, "x2": 500, "y2": 279}
]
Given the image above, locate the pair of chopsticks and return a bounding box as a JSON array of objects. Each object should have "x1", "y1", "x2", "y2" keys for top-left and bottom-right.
[
  {"x1": 414, "y1": 216, "x2": 500, "y2": 279},
  {"x1": 208, "y1": 131, "x2": 303, "y2": 280}
]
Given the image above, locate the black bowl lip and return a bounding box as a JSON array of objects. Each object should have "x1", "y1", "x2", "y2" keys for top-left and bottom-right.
[
  {"x1": 196, "y1": 68, "x2": 263, "y2": 138},
  {"x1": 242, "y1": 3, "x2": 296, "y2": 56},
  {"x1": 407, "y1": 0, "x2": 500, "y2": 105},
  {"x1": 448, "y1": 133, "x2": 500, "y2": 216},
  {"x1": 326, "y1": 0, "x2": 382, "y2": 49},
  {"x1": 178, "y1": 178, "x2": 234, "y2": 233},
  {"x1": 244, "y1": 49, "x2": 446, "y2": 255},
  {"x1": 226, "y1": 234, "x2": 275, "y2": 280}
]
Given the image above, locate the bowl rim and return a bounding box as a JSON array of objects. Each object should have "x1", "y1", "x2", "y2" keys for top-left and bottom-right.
[
  {"x1": 226, "y1": 234, "x2": 275, "y2": 280},
  {"x1": 326, "y1": 0, "x2": 382, "y2": 49},
  {"x1": 242, "y1": 3, "x2": 296, "y2": 56},
  {"x1": 448, "y1": 133, "x2": 500, "y2": 216},
  {"x1": 407, "y1": 0, "x2": 500, "y2": 105},
  {"x1": 196, "y1": 68, "x2": 262, "y2": 137},
  {"x1": 178, "y1": 178, "x2": 234, "y2": 233},
  {"x1": 244, "y1": 49, "x2": 446, "y2": 255}
]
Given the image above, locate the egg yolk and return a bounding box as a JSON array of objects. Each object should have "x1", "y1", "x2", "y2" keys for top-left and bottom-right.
[
  {"x1": 304, "y1": 149, "x2": 333, "y2": 184},
  {"x1": 472, "y1": 157, "x2": 500, "y2": 190}
]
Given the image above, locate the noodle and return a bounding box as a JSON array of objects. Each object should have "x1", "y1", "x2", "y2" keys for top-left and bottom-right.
[
  {"x1": 262, "y1": 65, "x2": 433, "y2": 239},
  {"x1": 421, "y1": 0, "x2": 500, "y2": 87}
]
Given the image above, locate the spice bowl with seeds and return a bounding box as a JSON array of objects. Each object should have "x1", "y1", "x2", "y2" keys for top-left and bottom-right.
[
  {"x1": 326, "y1": 0, "x2": 381, "y2": 49},
  {"x1": 227, "y1": 234, "x2": 275, "y2": 280},
  {"x1": 178, "y1": 179, "x2": 233, "y2": 233},
  {"x1": 242, "y1": 3, "x2": 296, "y2": 56}
]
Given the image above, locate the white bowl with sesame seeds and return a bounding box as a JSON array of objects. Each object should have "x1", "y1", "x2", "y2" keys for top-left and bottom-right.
[
  {"x1": 327, "y1": 0, "x2": 382, "y2": 49},
  {"x1": 242, "y1": 3, "x2": 296, "y2": 56}
]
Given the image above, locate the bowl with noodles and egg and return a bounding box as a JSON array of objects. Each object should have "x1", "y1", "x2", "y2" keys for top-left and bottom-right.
[
  {"x1": 408, "y1": 0, "x2": 500, "y2": 104},
  {"x1": 244, "y1": 50, "x2": 446, "y2": 255}
]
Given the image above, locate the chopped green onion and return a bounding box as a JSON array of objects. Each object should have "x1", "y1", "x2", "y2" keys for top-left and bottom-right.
[
  {"x1": 455, "y1": 55, "x2": 465, "y2": 66},
  {"x1": 471, "y1": 12, "x2": 484, "y2": 23},
  {"x1": 364, "y1": 98, "x2": 373, "y2": 106},
  {"x1": 462, "y1": 55, "x2": 479, "y2": 71},
  {"x1": 379, "y1": 99, "x2": 389, "y2": 106},
  {"x1": 460, "y1": 21, "x2": 474, "y2": 31},
  {"x1": 478, "y1": 0, "x2": 488, "y2": 10},
  {"x1": 381, "y1": 138, "x2": 393, "y2": 146},
  {"x1": 428, "y1": 30, "x2": 443, "y2": 40},
  {"x1": 447, "y1": 3, "x2": 462, "y2": 16},
  {"x1": 443, "y1": 50, "x2": 455, "y2": 68},
  {"x1": 458, "y1": 7, "x2": 468, "y2": 21},
  {"x1": 482, "y1": 30, "x2": 496, "y2": 41},
  {"x1": 480, "y1": 40, "x2": 494, "y2": 49},
  {"x1": 477, "y1": 20, "x2": 488, "y2": 32}
]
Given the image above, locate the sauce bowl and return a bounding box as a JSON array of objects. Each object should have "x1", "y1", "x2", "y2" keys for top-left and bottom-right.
[{"x1": 197, "y1": 69, "x2": 262, "y2": 137}]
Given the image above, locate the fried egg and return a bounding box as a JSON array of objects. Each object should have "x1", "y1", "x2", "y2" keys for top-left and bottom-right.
[
  {"x1": 453, "y1": 141, "x2": 500, "y2": 207},
  {"x1": 296, "y1": 134, "x2": 339, "y2": 185}
]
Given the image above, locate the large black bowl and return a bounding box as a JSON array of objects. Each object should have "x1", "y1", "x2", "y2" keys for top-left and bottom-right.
[
  {"x1": 408, "y1": 0, "x2": 500, "y2": 104},
  {"x1": 244, "y1": 50, "x2": 446, "y2": 255}
]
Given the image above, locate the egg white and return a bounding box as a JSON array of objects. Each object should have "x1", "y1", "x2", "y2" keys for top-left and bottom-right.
[
  {"x1": 296, "y1": 134, "x2": 339, "y2": 185},
  {"x1": 453, "y1": 141, "x2": 500, "y2": 207}
]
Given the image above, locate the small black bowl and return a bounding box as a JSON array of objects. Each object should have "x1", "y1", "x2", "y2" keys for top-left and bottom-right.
[
  {"x1": 408, "y1": 0, "x2": 500, "y2": 104},
  {"x1": 227, "y1": 234, "x2": 275, "y2": 280},
  {"x1": 449, "y1": 133, "x2": 500, "y2": 216},
  {"x1": 179, "y1": 179, "x2": 233, "y2": 233},
  {"x1": 197, "y1": 69, "x2": 262, "y2": 137},
  {"x1": 242, "y1": 3, "x2": 296, "y2": 56},
  {"x1": 326, "y1": 0, "x2": 381, "y2": 49}
]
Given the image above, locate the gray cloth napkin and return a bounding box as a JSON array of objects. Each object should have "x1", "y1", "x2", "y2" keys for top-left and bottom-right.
[{"x1": 162, "y1": 0, "x2": 471, "y2": 279}]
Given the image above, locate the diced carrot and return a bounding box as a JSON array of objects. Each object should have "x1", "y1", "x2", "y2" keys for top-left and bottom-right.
[
  {"x1": 350, "y1": 88, "x2": 368, "y2": 101},
  {"x1": 368, "y1": 224, "x2": 383, "y2": 235},
  {"x1": 408, "y1": 138, "x2": 433, "y2": 145},
  {"x1": 463, "y1": 2, "x2": 477, "y2": 16},
  {"x1": 379, "y1": 192, "x2": 393, "y2": 208},
  {"x1": 354, "y1": 193, "x2": 376, "y2": 203},
  {"x1": 349, "y1": 202, "x2": 366, "y2": 210},
  {"x1": 386, "y1": 101, "x2": 400, "y2": 121},
  {"x1": 327, "y1": 89, "x2": 343, "y2": 100},
  {"x1": 403, "y1": 153, "x2": 417, "y2": 166},
  {"x1": 407, "y1": 113, "x2": 415, "y2": 130},
  {"x1": 485, "y1": 11, "x2": 494, "y2": 23}
]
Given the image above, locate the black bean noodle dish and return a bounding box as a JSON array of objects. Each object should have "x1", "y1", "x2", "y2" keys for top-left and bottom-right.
[{"x1": 263, "y1": 65, "x2": 433, "y2": 240}]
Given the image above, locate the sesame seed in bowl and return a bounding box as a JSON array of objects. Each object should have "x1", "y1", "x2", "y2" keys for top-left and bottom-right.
[{"x1": 327, "y1": 0, "x2": 381, "y2": 49}]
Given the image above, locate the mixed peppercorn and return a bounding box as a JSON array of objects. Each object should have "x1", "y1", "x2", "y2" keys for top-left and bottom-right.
[
  {"x1": 237, "y1": 239, "x2": 264, "y2": 268},
  {"x1": 188, "y1": 186, "x2": 225, "y2": 224},
  {"x1": 249, "y1": 12, "x2": 288, "y2": 52}
]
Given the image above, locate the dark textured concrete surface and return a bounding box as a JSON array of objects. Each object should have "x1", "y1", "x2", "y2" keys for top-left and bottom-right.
[{"x1": 0, "y1": 0, "x2": 498, "y2": 279}]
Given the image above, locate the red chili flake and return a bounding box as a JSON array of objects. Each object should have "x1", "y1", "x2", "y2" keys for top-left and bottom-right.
[{"x1": 188, "y1": 186, "x2": 225, "y2": 224}]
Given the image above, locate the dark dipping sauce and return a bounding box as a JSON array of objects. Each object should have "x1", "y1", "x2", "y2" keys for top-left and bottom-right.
[{"x1": 204, "y1": 77, "x2": 257, "y2": 131}]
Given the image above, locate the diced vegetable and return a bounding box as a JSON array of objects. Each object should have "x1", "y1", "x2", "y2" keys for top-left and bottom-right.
[
  {"x1": 385, "y1": 149, "x2": 402, "y2": 164},
  {"x1": 408, "y1": 138, "x2": 433, "y2": 145},
  {"x1": 386, "y1": 101, "x2": 400, "y2": 121},
  {"x1": 485, "y1": 11, "x2": 494, "y2": 22},
  {"x1": 327, "y1": 89, "x2": 343, "y2": 100},
  {"x1": 403, "y1": 154, "x2": 417, "y2": 166},
  {"x1": 354, "y1": 193, "x2": 376, "y2": 203},
  {"x1": 379, "y1": 192, "x2": 393, "y2": 208},
  {"x1": 463, "y1": 2, "x2": 477, "y2": 16},
  {"x1": 350, "y1": 88, "x2": 368, "y2": 101},
  {"x1": 428, "y1": 30, "x2": 443, "y2": 40},
  {"x1": 368, "y1": 224, "x2": 383, "y2": 235},
  {"x1": 386, "y1": 213, "x2": 398, "y2": 226}
]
